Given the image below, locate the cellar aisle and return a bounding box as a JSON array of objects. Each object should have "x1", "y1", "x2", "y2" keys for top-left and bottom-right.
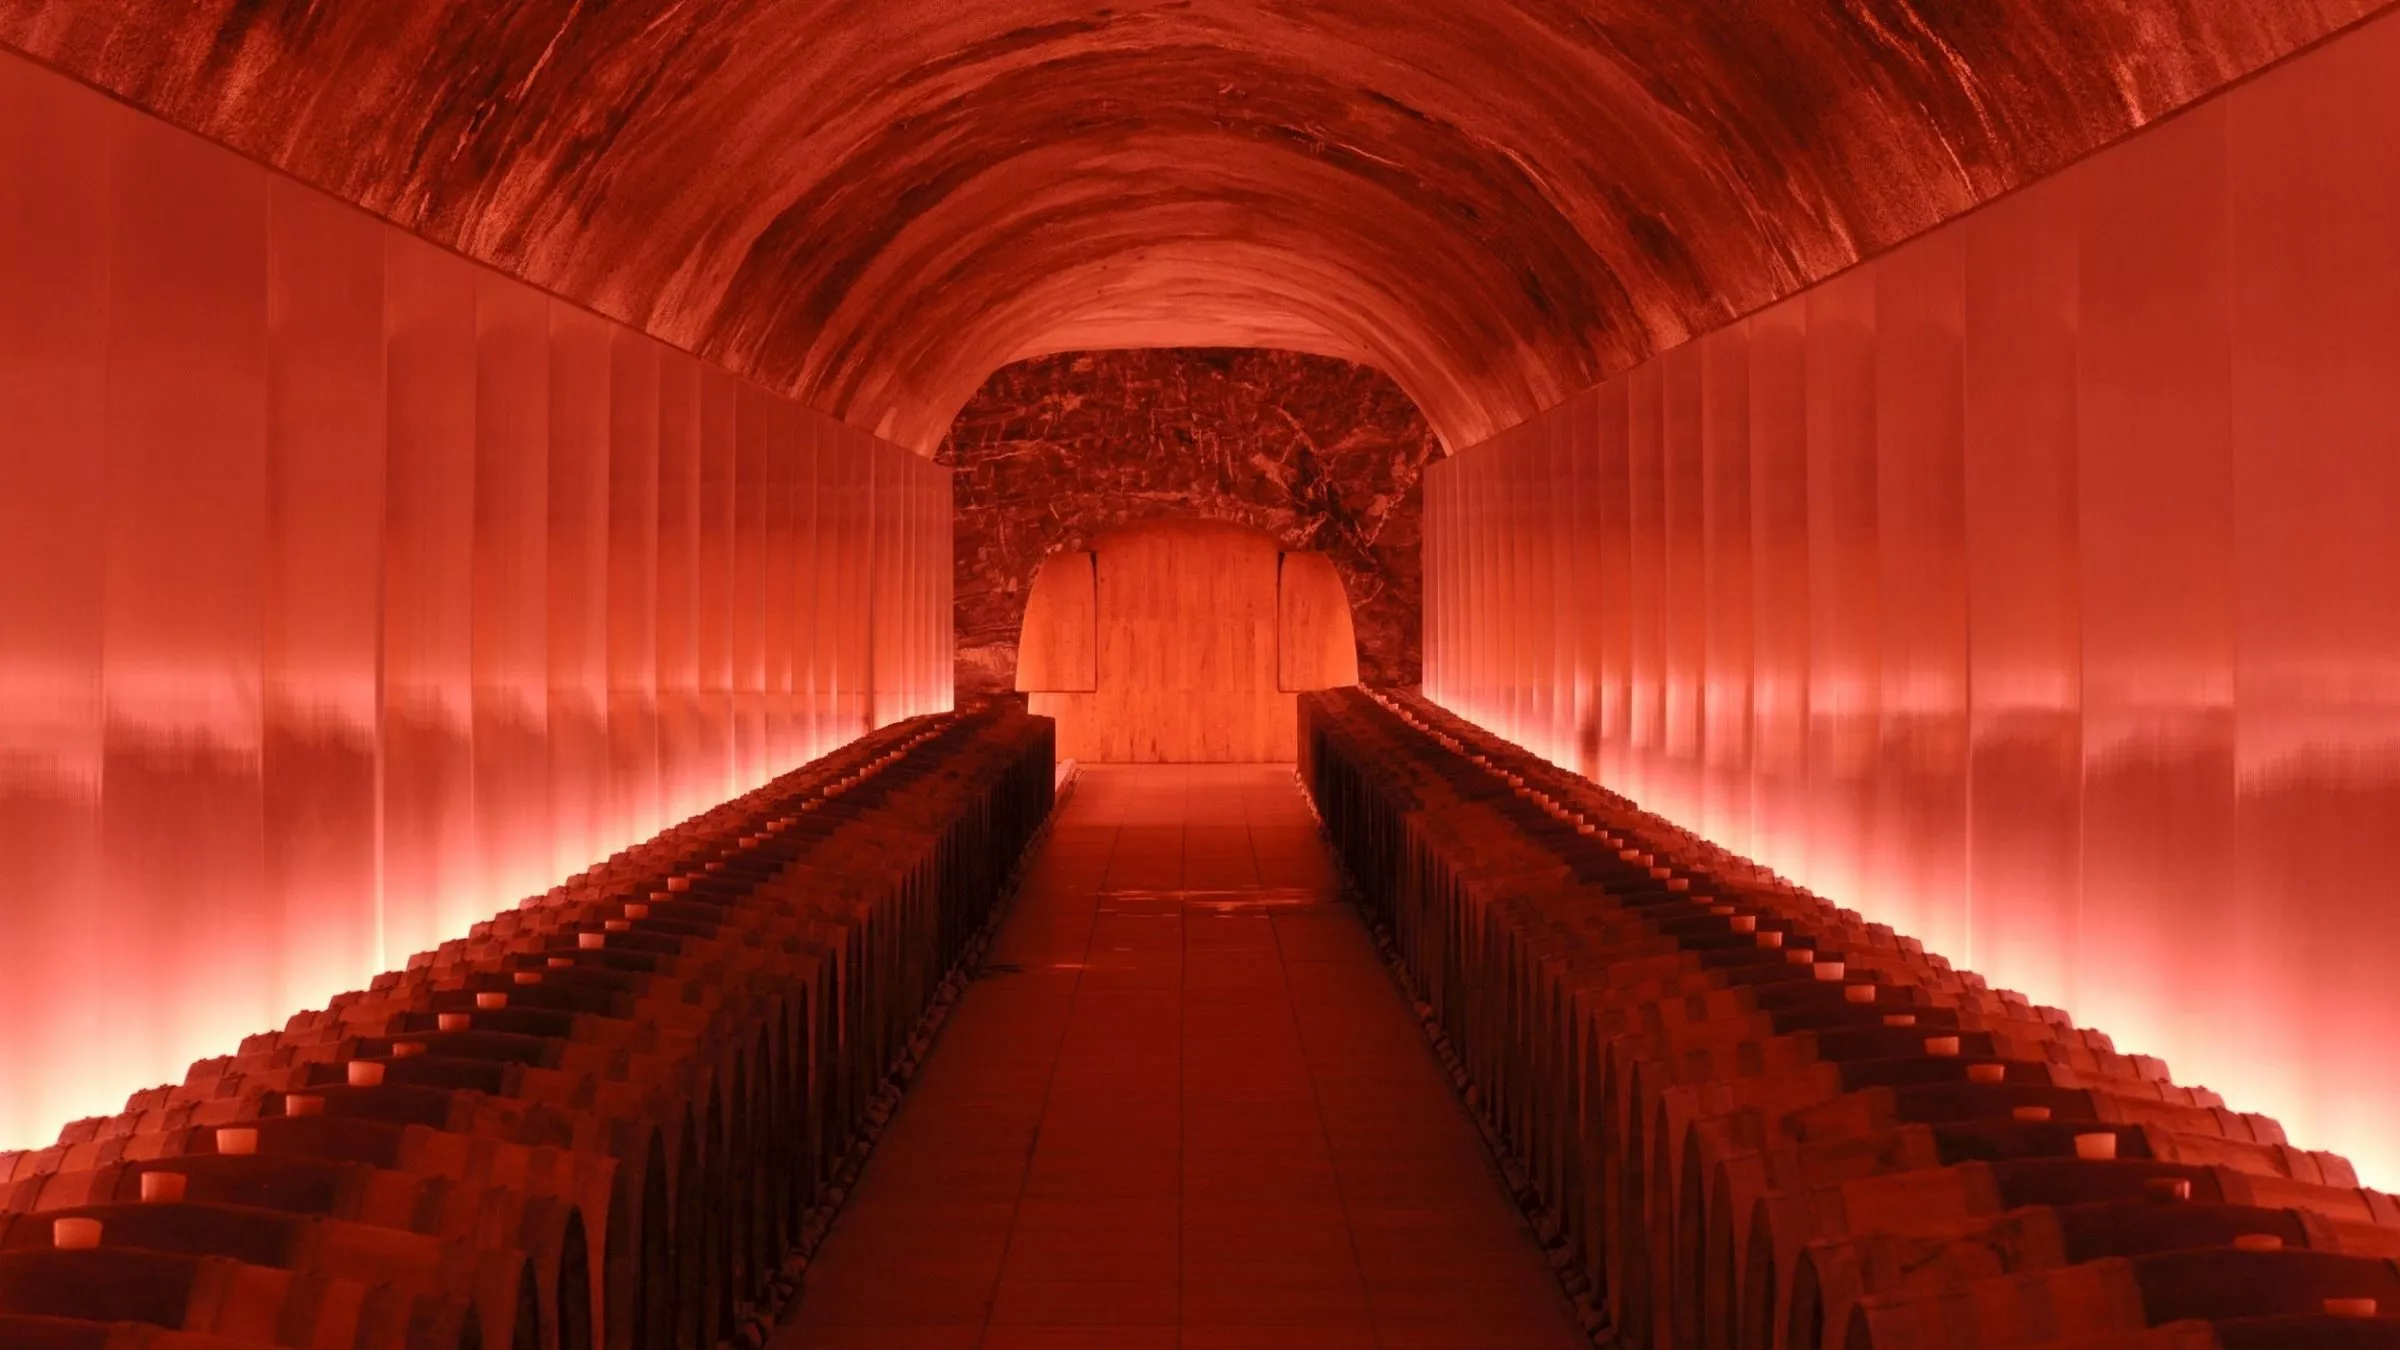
[{"x1": 776, "y1": 762, "x2": 1584, "y2": 1349}]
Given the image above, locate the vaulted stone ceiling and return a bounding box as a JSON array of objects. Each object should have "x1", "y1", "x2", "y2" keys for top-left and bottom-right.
[{"x1": 4, "y1": 1, "x2": 2377, "y2": 451}]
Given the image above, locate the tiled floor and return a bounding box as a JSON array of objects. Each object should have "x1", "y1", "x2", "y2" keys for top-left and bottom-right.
[{"x1": 775, "y1": 763, "x2": 1584, "y2": 1350}]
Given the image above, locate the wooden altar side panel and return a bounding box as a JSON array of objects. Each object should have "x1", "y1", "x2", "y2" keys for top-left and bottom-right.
[
  {"x1": 1016, "y1": 551, "x2": 1098, "y2": 692},
  {"x1": 1276, "y1": 552, "x2": 1360, "y2": 692}
]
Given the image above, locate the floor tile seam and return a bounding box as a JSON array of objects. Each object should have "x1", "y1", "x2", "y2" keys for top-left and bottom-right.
[
  {"x1": 1291, "y1": 775, "x2": 1587, "y2": 1350},
  {"x1": 1271, "y1": 773, "x2": 1519, "y2": 1350},
  {"x1": 976, "y1": 801, "x2": 1121, "y2": 1343},
  {"x1": 1240, "y1": 766, "x2": 1272, "y2": 892},
  {"x1": 1261, "y1": 894, "x2": 1381, "y2": 1340},
  {"x1": 1171, "y1": 762, "x2": 1194, "y2": 1328}
]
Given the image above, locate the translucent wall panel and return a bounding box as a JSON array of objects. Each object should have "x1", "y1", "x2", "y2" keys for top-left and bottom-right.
[
  {"x1": 264, "y1": 179, "x2": 388, "y2": 1021},
  {"x1": 760, "y1": 397, "x2": 796, "y2": 770},
  {"x1": 697, "y1": 368, "x2": 740, "y2": 803},
  {"x1": 1747, "y1": 302, "x2": 1811, "y2": 878},
  {"x1": 607, "y1": 332, "x2": 663, "y2": 845},
  {"x1": 1800, "y1": 269, "x2": 1877, "y2": 911},
  {"x1": 2224, "y1": 17, "x2": 2400, "y2": 1158},
  {"x1": 792, "y1": 417, "x2": 824, "y2": 758},
  {"x1": 1515, "y1": 421, "x2": 1552, "y2": 755},
  {"x1": 609, "y1": 331, "x2": 667, "y2": 845},
  {"x1": 548, "y1": 303, "x2": 614, "y2": 881},
  {"x1": 1420, "y1": 9, "x2": 2400, "y2": 1187},
  {"x1": 729, "y1": 384, "x2": 769, "y2": 786},
  {"x1": 833, "y1": 431, "x2": 875, "y2": 734},
  {"x1": 1594, "y1": 382, "x2": 1632, "y2": 791},
  {"x1": 1626, "y1": 365, "x2": 1665, "y2": 806},
  {"x1": 383, "y1": 233, "x2": 479, "y2": 965},
  {"x1": 1562, "y1": 393, "x2": 1601, "y2": 780},
  {"x1": 1661, "y1": 345, "x2": 1707, "y2": 833},
  {"x1": 1873, "y1": 232, "x2": 1969, "y2": 958},
  {"x1": 0, "y1": 51, "x2": 108, "y2": 1147},
  {"x1": 103, "y1": 101, "x2": 274, "y2": 1084},
  {"x1": 654, "y1": 352, "x2": 705, "y2": 824},
  {"x1": 870, "y1": 443, "x2": 899, "y2": 727},
  {"x1": 1696, "y1": 327, "x2": 1753, "y2": 854},
  {"x1": 1959, "y1": 170, "x2": 2085, "y2": 1021},
  {"x1": 2073, "y1": 102, "x2": 2239, "y2": 1084},
  {"x1": 1545, "y1": 414, "x2": 1578, "y2": 770},
  {"x1": 471, "y1": 272, "x2": 552, "y2": 917},
  {"x1": 0, "y1": 51, "x2": 952, "y2": 1149}
]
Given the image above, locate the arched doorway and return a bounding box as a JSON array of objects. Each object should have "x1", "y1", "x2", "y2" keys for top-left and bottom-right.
[{"x1": 1015, "y1": 519, "x2": 1359, "y2": 761}]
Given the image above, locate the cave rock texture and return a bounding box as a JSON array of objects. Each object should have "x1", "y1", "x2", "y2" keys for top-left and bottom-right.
[
  {"x1": 940, "y1": 348, "x2": 1436, "y2": 698},
  {"x1": 0, "y1": 1, "x2": 2375, "y2": 454}
]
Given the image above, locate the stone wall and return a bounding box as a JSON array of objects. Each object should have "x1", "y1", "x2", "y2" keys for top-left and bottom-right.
[{"x1": 938, "y1": 348, "x2": 1438, "y2": 699}]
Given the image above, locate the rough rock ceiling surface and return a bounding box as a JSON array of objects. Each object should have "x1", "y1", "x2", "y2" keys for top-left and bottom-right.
[{"x1": 3, "y1": 1, "x2": 2380, "y2": 451}]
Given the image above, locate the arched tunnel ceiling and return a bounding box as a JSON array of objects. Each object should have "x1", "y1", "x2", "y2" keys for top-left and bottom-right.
[{"x1": 2, "y1": 0, "x2": 2380, "y2": 451}]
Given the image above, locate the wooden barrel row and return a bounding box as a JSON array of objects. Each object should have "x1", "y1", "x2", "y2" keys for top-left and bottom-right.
[
  {"x1": 1, "y1": 706, "x2": 1057, "y2": 1350},
  {"x1": 1296, "y1": 687, "x2": 2398, "y2": 1350}
]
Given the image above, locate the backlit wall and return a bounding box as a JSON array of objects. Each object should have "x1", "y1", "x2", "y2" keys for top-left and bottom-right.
[
  {"x1": 0, "y1": 52, "x2": 952, "y2": 1148},
  {"x1": 1425, "y1": 12, "x2": 2400, "y2": 1187}
]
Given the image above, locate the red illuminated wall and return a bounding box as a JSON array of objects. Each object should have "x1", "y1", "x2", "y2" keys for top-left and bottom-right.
[
  {"x1": 0, "y1": 51, "x2": 952, "y2": 1149},
  {"x1": 1425, "y1": 12, "x2": 2400, "y2": 1187}
]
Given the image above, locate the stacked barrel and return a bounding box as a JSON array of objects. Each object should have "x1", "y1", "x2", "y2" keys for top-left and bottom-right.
[
  {"x1": 0, "y1": 705, "x2": 1055, "y2": 1350},
  {"x1": 1299, "y1": 687, "x2": 2400, "y2": 1350}
]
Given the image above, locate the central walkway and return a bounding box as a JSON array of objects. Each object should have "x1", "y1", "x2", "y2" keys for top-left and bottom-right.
[{"x1": 777, "y1": 763, "x2": 1584, "y2": 1349}]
